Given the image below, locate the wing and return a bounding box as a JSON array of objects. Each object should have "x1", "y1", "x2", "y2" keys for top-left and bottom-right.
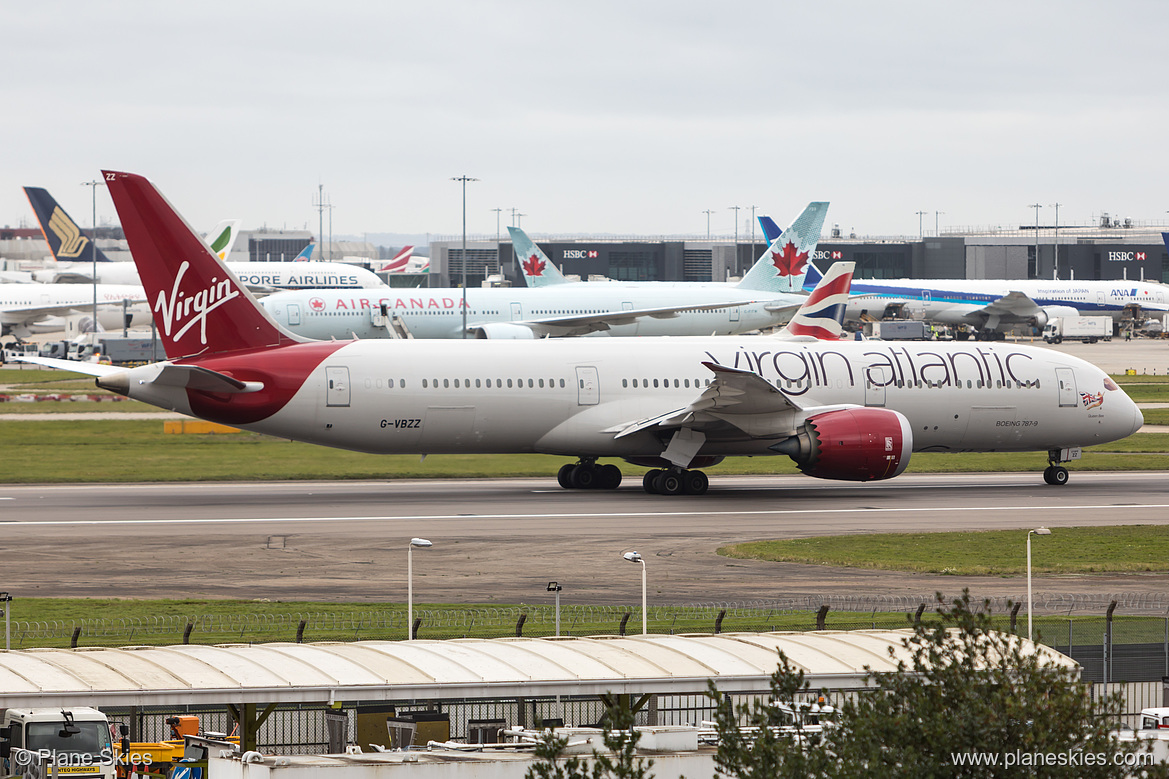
[
  {"x1": 0, "y1": 299, "x2": 145, "y2": 327},
  {"x1": 502, "y1": 300, "x2": 762, "y2": 337},
  {"x1": 978, "y1": 290, "x2": 1044, "y2": 320},
  {"x1": 609, "y1": 362, "x2": 811, "y2": 440}
]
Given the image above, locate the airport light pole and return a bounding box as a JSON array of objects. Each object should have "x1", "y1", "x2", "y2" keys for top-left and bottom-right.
[
  {"x1": 729, "y1": 206, "x2": 741, "y2": 275},
  {"x1": 703, "y1": 209, "x2": 714, "y2": 240},
  {"x1": 1051, "y1": 202, "x2": 1061, "y2": 280},
  {"x1": 749, "y1": 205, "x2": 758, "y2": 256},
  {"x1": 1027, "y1": 527, "x2": 1051, "y2": 642},
  {"x1": 915, "y1": 210, "x2": 926, "y2": 239},
  {"x1": 407, "y1": 538, "x2": 433, "y2": 640},
  {"x1": 935, "y1": 211, "x2": 944, "y2": 237},
  {"x1": 623, "y1": 551, "x2": 647, "y2": 635},
  {"x1": 451, "y1": 176, "x2": 479, "y2": 338},
  {"x1": 0, "y1": 592, "x2": 10, "y2": 651},
  {"x1": 1029, "y1": 203, "x2": 1042, "y2": 278},
  {"x1": 82, "y1": 179, "x2": 102, "y2": 335},
  {"x1": 547, "y1": 582, "x2": 562, "y2": 636},
  {"x1": 491, "y1": 207, "x2": 503, "y2": 276}
]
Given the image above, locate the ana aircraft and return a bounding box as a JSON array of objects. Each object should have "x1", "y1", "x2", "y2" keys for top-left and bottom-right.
[
  {"x1": 757, "y1": 215, "x2": 1169, "y2": 338},
  {"x1": 257, "y1": 204, "x2": 831, "y2": 340},
  {"x1": 23, "y1": 186, "x2": 386, "y2": 289},
  {"x1": 20, "y1": 171, "x2": 1142, "y2": 495}
]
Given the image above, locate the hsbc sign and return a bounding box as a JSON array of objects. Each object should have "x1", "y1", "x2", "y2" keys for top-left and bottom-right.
[
  {"x1": 1107, "y1": 251, "x2": 1147, "y2": 262},
  {"x1": 563, "y1": 249, "x2": 599, "y2": 260},
  {"x1": 812, "y1": 250, "x2": 845, "y2": 261}
]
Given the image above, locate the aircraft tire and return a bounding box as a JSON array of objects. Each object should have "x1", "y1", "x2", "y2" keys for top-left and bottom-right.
[
  {"x1": 557, "y1": 464, "x2": 575, "y2": 489},
  {"x1": 655, "y1": 471, "x2": 683, "y2": 495},
  {"x1": 599, "y1": 464, "x2": 622, "y2": 490},
  {"x1": 643, "y1": 470, "x2": 662, "y2": 494},
  {"x1": 1043, "y1": 465, "x2": 1069, "y2": 486},
  {"x1": 570, "y1": 464, "x2": 597, "y2": 489},
  {"x1": 682, "y1": 470, "x2": 709, "y2": 495}
]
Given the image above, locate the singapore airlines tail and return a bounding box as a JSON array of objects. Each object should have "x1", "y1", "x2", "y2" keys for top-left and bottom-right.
[
  {"x1": 23, "y1": 186, "x2": 112, "y2": 264},
  {"x1": 508, "y1": 226, "x2": 572, "y2": 287},
  {"x1": 736, "y1": 202, "x2": 828, "y2": 294},
  {"x1": 101, "y1": 171, "x2": 302, "y2": 360}
]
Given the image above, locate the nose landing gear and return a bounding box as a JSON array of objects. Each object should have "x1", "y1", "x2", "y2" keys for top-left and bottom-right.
[{"x1": 1042, "y1": 448, "x2": 1075, "y2": 486}]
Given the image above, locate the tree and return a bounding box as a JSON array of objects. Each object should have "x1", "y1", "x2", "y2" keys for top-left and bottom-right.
[
  {"x1": 706, "y1": 650, "x2": 830, "y2": 778},
  {"x1": 524, "y1": 698, "x2": 655, "y2": 779},
  {"x1": 711, "y1": 591, "x2": 1167, "y2": 778}
]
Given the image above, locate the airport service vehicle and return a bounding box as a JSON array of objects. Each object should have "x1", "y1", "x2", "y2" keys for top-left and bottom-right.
[
  {"x1": 258, "y1": 204, "x2": 829, "y2": 340},
  {"x1": 23, "y1": 186, "x2": 384, "y2": 290},
  {"x1": 1042, "y1": 316, "x2": 1112, "y2": 344},
  {"x1": 0, "y1": 707, "x2": 119, "y2": 779},
  {"x1": 24, "y1": 172, "x2": 1143, "y2": 495},
  {"x1": 863, "y1": 320, "x2": 931, "y2": 340}
]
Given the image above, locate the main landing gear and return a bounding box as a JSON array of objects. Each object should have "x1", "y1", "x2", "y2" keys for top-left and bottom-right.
[
  {"x1": 557, "y1": 459, "x2": 622, "y2": 490},
  {"x1": 641, "y1": 468, "x2": 709, "y2": 496}
]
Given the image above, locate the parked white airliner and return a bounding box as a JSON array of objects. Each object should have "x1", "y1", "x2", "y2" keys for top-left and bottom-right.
[
  {"x1": 0, "y1": 282, "x2": 149, "y2": 338},
  {"x1": 257, "y1": 204, "x2": 830, "y2": 340},
  {"x1": 23, "y1": 186, "x2": 386, "y2": 289},
  {"x1": 22, "y1": 172, "x2": 1143, "y2": 495}
]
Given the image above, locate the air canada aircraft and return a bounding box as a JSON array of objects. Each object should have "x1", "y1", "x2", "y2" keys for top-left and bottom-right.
[
  {"x1": 257, "y1": 204, "x2": 830, "y2": 340},
  {"x1": 21, "y1": 172, "x2": 1143, "y2": 495},
  {"x1": 23, "y1": 186, "x2": 386, "y2": 289},
  {"x1": 757, "y1": 215, "x2": 1169, "y2": 338}
]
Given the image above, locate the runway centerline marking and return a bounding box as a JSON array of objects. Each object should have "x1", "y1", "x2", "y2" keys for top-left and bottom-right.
[{"x1": 4, "y1": 503, "x2": 1169, "y2": 526}]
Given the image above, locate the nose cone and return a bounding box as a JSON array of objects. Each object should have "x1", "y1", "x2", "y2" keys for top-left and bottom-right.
[{"x1": 1130, "y1": 403, "x2": 1145, "y2": 437}]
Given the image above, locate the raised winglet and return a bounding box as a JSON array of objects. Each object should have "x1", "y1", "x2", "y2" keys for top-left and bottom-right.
[{"x1": 101, "y1": 171, "x2": 301, "y2": 360}]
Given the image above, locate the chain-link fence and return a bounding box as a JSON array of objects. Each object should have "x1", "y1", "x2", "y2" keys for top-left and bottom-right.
[{"x1": 9, "y1": 595, "x2": 1169, "y2": 685}]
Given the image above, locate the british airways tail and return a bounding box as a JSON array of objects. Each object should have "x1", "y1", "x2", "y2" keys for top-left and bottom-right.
[
  {"x1": 508, "y1": 226, "x2": 572, "y2": 287},
  {"x1": 23, "y1": 186, "x2": 112, "y2": 264},
  {"x1": 101, "y1": 171, "x2": 302, "y2": 360},
  {"x1": 778, "y1": 262, "x2": 854, "y2": 339},
  {"x1": 736, "y1": 202, "x2": 828, "y2": 293}
]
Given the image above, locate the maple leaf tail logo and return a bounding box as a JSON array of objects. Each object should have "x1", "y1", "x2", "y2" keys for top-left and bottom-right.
[
  {"x1": 770, "y1": 241, "x2": 810, "y2": 277},
  {"x1": 522, "y1": 254, "x2": 546, "y2": 277}
]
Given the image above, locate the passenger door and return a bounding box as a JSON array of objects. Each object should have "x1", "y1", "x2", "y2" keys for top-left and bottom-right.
[
  {"x1": 576, "y1": 366, "x2": 599, "y2": 405},
  {"x1": 1055, "y1": 367, "x2": 1077, "y2": 408},
  {"x1": 325, "y1": 366, "x2": 350, "y2": 407}
]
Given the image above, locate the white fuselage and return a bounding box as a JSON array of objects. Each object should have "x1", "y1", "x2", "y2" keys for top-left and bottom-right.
[
  {"x1": 0, "y1": 282, "x2": 149, "y2": 337},
  {"x1": 258, "y1": 286, "x2": 798, "y2": 339},
  {"x1": 38, "y1": 261, "x2": 386, "y2": 289},
  {"x1": 846, "y1": 278, "x2": 1169, "y2": 327},
  {"x1": 123, "y1": 338, "x2": 1141, "y2": 461}
]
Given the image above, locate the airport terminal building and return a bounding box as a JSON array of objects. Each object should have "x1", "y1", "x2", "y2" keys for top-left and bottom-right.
[{"x1": 429, "y1": 223, "x2": 1169, "y2": 289}]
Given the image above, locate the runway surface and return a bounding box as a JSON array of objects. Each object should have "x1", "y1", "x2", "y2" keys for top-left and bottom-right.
[{"x1": 5, "y1": 471, "x2": 1169, "y2": 606}]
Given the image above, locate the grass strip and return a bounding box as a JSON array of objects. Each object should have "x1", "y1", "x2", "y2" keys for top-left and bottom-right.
[
  {"x1": 0, "y1": 420, "x2": 1167, "y2": 483},
  {"x1": 719, "y1": 525, "x2": 1169, "y2": 576}
]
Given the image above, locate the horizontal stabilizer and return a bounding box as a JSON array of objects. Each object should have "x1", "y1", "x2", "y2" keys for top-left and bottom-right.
[
  {"x1": 152, "y1": 364, "x2": 264, "y2": 393},
  {"x1": 11, "y1": 355, "x2": 128, "y2": 377}
]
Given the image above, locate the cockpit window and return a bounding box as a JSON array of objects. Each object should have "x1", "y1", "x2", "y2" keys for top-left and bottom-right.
[{"x1": 1103, "y1": 377, "x2": 1119, "y2": 391}]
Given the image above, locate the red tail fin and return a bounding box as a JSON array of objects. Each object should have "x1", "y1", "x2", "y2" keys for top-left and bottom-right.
[{"x1": 103, "y1": 171, "x2": 296, "y2": 359}]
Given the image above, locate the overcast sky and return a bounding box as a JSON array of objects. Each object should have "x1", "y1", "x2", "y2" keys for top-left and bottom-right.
[{"x1": 4, "y1": 1, "x2": 1167, "y2": 242}]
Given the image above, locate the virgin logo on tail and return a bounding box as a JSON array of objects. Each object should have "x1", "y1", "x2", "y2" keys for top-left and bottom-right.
[{"x1": 155, "y1": 261, "x2": 240, "y2": 345}]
